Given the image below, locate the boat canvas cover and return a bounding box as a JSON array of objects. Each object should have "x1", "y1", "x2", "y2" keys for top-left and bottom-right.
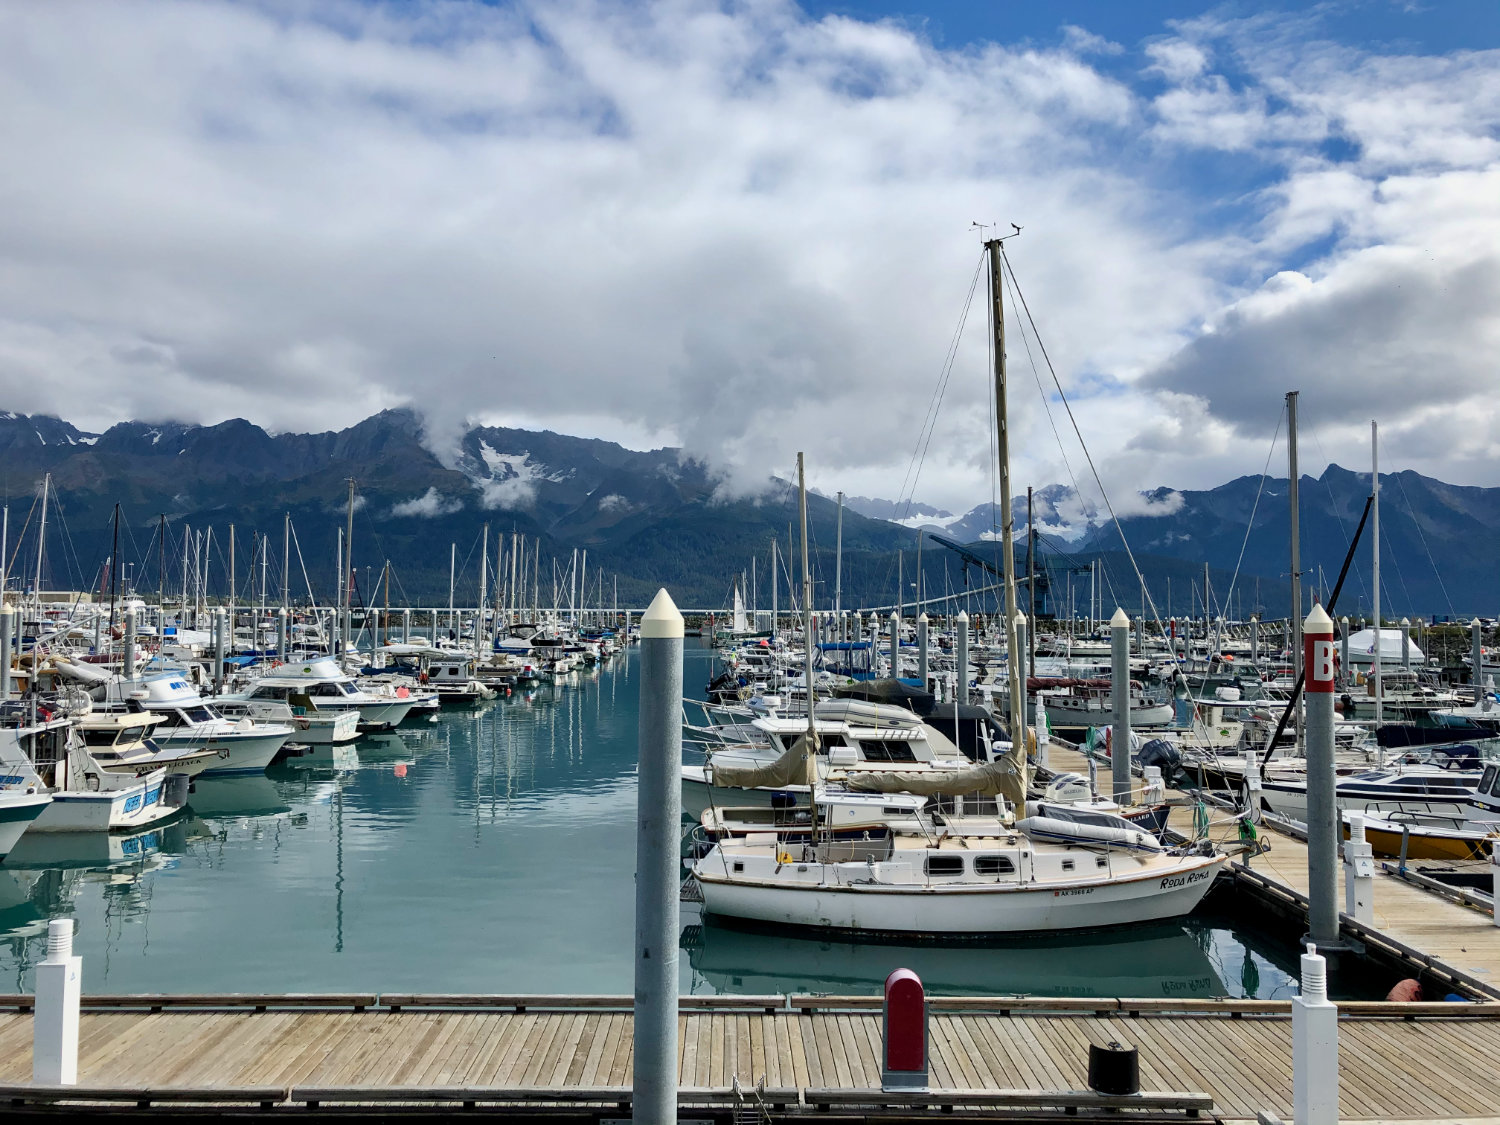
[
  {"x1": 843, "y1": 755, "x2": 1024, "y2": 801},
  {"x1": 708, "y1": 733, "x2": 817, "y2": 790}
]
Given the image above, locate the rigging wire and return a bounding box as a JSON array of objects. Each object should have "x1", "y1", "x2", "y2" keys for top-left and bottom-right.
[
  {"x1": 999, "y1": 247, "x2": 1171, "y2": 640},
  {"x1": 1391, "y1": 471, "x2": 1457, "y2": 618}
]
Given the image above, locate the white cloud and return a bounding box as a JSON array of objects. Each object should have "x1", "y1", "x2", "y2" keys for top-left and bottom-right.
[
  {"x1": 0, "y1": 0, "x2": 1494, "y2": 515},
  {"x1": 391, "y1": 487, "x2": 463, "y2": 518}
]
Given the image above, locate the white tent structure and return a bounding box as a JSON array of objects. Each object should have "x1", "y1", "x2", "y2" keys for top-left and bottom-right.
[{"x1": 1345, "y1": 627, "x2": 1424, "y2": 667}]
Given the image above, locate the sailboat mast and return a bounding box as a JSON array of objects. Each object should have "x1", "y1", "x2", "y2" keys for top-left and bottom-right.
[
  {"x1": 1372, "y1": 419, "x2": 1382, "y2": 726},
  {"x1": 343, "y1": 478, "x2": 356, "y2": 655},
  {"x1": 32, "y1": 473, "x2": 51, "y2": 636},
  {"x1": 834, "y1": 491, "x2": 843, "y2": 637},
  {"x1": 986, "y1": 240, "x2": 1023, "y2": 744},
  {"x1": 1287, "y1": 391, "x2": 1302, "y2": 753},
  {"x1": 797, "y1": 452, "x2": 818, "y2": 836},
  {"x1": 478, "y1": 524, "x2": 489, "y2": 659},
  {"x1": 282, "y1": 512, "x2": 291, "y2": 612}
]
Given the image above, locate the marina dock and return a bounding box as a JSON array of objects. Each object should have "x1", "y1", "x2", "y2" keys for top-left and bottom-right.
[
  {"x1": 4, "y1": 993, "x2": 1500, "y2": 1119},
  {"x1": 1045, "y1": 743, "x2": 1500, "y2": 998}
]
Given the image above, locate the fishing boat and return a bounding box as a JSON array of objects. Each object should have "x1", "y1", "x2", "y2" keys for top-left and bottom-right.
[
  {"x1": 101, "y1": 674, "x2": 293, "y2": 775},
  {"x1": 17, "y1": 717, "x2": 186, "y2": 833},
  {"x1": 221, "y1": 658, "x2": 417, "y2": 731}
]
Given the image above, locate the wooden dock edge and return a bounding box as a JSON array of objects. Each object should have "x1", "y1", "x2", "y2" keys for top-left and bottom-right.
[
  {"x1": 1230, "y1": 864, "x2": 1500, "y2": 1001},
  {"x1": 0, "y1": 992, "x2": 1496, "y2": 1018}
]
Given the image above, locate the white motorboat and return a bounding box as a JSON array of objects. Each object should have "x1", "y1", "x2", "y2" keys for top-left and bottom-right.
[
  {"x1": 681, "y1": 699, "x2": 1009, "y2": 818},
  {"x1": 8, "y1": 717, "x2": 186, "y2": 833},
  {"x1": 691, "y1": 825, "x2": 1225, "y2": 935},
  {"x1": 223, "y1": 658, "x2": 417, "y2": 730},
  {"x1": 212, "y1": 697, "x2": 360, "y2": 745},
  {"x1": 1258, "y1": 759, "x2": 1487, "y2": 821},
  {"x1": 0, "y1": 789, "x2": 51, "y2": 858},
  {"x1": 102, "y1": 674, "x2": 293, "y2": 775}
]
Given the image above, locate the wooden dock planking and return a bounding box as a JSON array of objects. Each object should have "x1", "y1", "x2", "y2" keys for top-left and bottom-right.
[
  {"x1": 1044, "y1": 743, "x2": 1500, "y2": 992},
  {"x1": 4, "y1": 1003, "x2": 1500, "y2": 1118}
]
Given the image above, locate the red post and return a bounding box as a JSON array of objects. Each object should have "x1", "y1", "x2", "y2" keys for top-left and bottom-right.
[
  {"x1": 881, "y1": 968, "x2": 928, "y2": 1090},
  {"x1": 1305, "y1": 609, "x2": 1336, "y2": 694}
]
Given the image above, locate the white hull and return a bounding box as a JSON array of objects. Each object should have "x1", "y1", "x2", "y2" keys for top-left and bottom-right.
[
  {"x1": 154, "y1": 730, "x2": 289, "y2": 776},
  {"x1": 696, "y1": 855, "x2": 1225, "y2": 934},
  {"x1": 0, "y1": 793, "x2": 52, "y2": 857},
  {"x1": 682, "y1": 769, "x2": 805, "y2": 820},
  {"x1": 1259, "y1": 784, "x2": 1475, "y2": 822},
  {"x1": 31, "y1": 771, "x2": 180, "y2": 833}
]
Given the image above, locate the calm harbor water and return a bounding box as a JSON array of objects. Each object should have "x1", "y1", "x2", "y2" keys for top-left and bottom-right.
[{"x1": 0, "y1": 640, "x2": 1384, "y2": 998}]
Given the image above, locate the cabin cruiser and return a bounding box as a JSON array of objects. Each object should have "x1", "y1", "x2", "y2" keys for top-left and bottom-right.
[
  {"x1": 0, "y1": 716, "x2": 53, "y2": 855},
  {"x1": 681, "y1": 698, "x2": 1011, "y2": 818},
  {"x1": 1257, "y1": 749, "x2": 1489, "y2": 821},
  {"x1": 212, "y1": 696, "x2": 361, "y2": 746},
  {"x1": 222, "y1": 658, "x2": 417, "y2": 731},
  {"x1": 99, "y1": 674, "x2": 293, "y2": 775}
]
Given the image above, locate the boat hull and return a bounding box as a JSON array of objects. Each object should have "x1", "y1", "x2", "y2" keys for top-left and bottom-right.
[
  {"x1": 154, "y1": 731, "x2": 289, "y2": 776},
  {"x1": 0, "y1": 793, "x2": 52, "y2": 857},
  {"x1": 696, "y1": 855, "x2": 1225, "y2": 935},
  {"x1": 31, "y1": 773, "x2": 180, "y2": 833}
]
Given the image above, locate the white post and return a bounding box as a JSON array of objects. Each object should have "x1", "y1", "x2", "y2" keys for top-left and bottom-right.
[
  {"x1": 1110, "y1": 608, "x2": 1132, "y2": 804},
  {"x1": 33, "y1": 919, "x2": 81, "y2": 1085},
  {"x1": 1244, "y1": 748, "x2": 1263, "y2": 806},
  {"x1": 633, "y1": 589, "x2": 683, "y2": 1125},
  {"x1": 1143, "y1": 765, "x2": 1165, "y2": 806},
  {"x1": 1343, "y1": 814, "x2": 1374, "y2": 925},
  {"x1": 888, "y1": 611, "x2": 900, "y2": 679},
  {"x1": 1492, "y1": 845, "x2": 1500, "y2": 928},
  {"x1": 1292, "y1": 943, "x2": 1339, "y2": 1125}
]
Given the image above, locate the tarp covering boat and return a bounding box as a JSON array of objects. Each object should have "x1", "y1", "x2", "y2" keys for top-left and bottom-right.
[
  {"x1": 843, "y1": 756, "x2": 1024, "y2": 803},
  {"x1": 708, "y1": 733, "x2": 817, "y2": 790},
  {"x1": 830, "y1": 678, "x2": 935, "y2": 715}
]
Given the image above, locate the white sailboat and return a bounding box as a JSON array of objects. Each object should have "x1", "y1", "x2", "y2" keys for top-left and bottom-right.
[{"x1": 689, "y1": 243, "x2": 1227, "y2": 935}]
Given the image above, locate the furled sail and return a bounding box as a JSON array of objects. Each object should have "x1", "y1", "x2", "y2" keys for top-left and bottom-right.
[{"x1": 708, "y1": 733, "x2": 817, "y2": 789}]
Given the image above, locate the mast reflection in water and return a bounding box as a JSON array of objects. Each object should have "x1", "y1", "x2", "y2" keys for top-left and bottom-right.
[{"x1": 0, "y1": 640, "x2": 1371, "y2": 998}]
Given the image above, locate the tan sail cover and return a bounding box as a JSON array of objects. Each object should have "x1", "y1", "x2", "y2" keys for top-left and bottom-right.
[
  {"x1": 844, "y1": 755, "x2": 1025, "y2": 803},
  {"x1": 708, "y1": 733, "x2": 818, "y2": 790}
]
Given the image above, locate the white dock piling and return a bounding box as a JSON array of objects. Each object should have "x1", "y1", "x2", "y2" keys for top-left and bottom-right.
[
  {"x1": 122, "y1": 608, "x2": 135, "y2": 680},
  {"x1": 33, "y1": 919, "x2": 81, "y2": 1085},
  {"x1": 1013, "y1": 612, "x2": 1028, "y2": 762},
  {"x1": 0, "y1": 607, "x2": 11, "y2": 699},
  {"x1": 1109, "y1": 608, "x2": 1131, "y2": 804},
  {"x1": 1343, "y1": 814, "x2": 1374, "y2": 925},
  {"x1": 277, "y1": 607, "x2": 288, "y2": 662},
  {"x1": 1473, "y1": 619, "x2": 1484, "y2": 701},
  {"x1": 917, "y1": 613, "x2": 929, "y2": 692},
  {"x1": 889, "y1": 611, "x2": 900, "y2": 680},
  {"x1": 1492, "y1": 845, "x2": 1499, "y2": 928},
  {"x1": 1292, "y1": 943, "x2": 1339, "y2": 1125},
  {"x1": 1305, "y1": 605, "x2": 1339, "y2": 947},
  {"x1": 955, "y1": 612, "x2": 969, "y2": 706},
  {"x1": 633, "y1": 588, "x2": 683, "y2": 1125}
]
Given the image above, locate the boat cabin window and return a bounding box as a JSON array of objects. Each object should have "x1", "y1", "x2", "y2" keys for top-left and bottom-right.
[
  {"x1": 82, "y1": 729, "x2": 120, "y2": 748},
  {"x1": 859, "y1": 740, "x2": 917, "y2": 763},
  {"x1": 1061, "y1": 859, "x2": 1076, "y2": 872},
  {"x1": 1483, "y1": 766, "x2": 1500, "y2": 796},
  {"x1": 310, "y1": 683, "x2": 344, "y2": 697},
  {"x1": 924, "y1": 855, "x2": 964, "y2": 876},
  {"x1": 182, "y1": 707, "x2": 215, "y2": 724},
  {"x1": 974, "y1": 855, "x2": 1014, "y2": 875},
  {"x1": 251, "y1": 686, "x2": 290, "y2": 701}
]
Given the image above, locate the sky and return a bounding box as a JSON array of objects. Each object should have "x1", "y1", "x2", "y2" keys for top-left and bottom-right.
[{"x1": 0, "y1": 0, "x2": 1497, "y2": 516}]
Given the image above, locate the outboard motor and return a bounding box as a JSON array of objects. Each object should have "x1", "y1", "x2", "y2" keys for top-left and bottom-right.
[{"x1": 1137, "y1": 738, "x2": 1183, "y2": 788}]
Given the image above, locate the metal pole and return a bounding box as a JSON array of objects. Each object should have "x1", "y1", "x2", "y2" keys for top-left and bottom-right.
[
  {"x1": 1400, "y1": 617, "x2": 1410, "y2": 672},
  {"x1": 1341, "y1": 617, "x2": 1350, "y2": 688},
  {"x1": 213, "y1": 609, "x2": 226, "y2": 694},
  {"x1": 835, "y1": 492, "x2": 843, "y2": 627},
  {"x1": 1251, "y1": 616, "x2": 1259, "y2": 666},
  {"x1": 917, "y1": 613, "x2": 929, "y2": 692},
  {"x1": 1372, "y1": 419, "x2": 1382, "y2": 727},
  {"x1": 889, "y1": 611, "x2": 900, "y2": 680},
  {"x1": 1110, "y1": 608, "x2": 1131, "y2": 803},
  {"x1": 1014, "y1": 612, "x2": 1028, "y2": 760},
  {"x1": 1304, "y1": 604, "x2": 1339, "y2": 947},
  {"x1": 632, "y1": 588, "x2": 683, "y2": 1125},
  {"x1": 1287, "y1": 391, "x2": 1303, "y2": 754},
  {"x1": 277, "y1": 608, "x2": 288, "y2": 662}
]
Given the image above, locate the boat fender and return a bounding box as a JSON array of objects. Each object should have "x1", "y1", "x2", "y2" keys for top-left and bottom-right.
[{"x1": 777, "y1": 851, "x2": 794, "y2": 865}]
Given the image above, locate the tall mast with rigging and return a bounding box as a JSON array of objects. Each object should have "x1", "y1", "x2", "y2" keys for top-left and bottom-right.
[{"x1": 986, "y1": 238, "x2": 1027, "y2": 817}]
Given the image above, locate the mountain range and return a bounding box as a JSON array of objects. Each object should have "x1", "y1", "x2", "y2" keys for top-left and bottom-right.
[{"x1": 0, "y1": 408, "x2": 1490, "y2": 617}]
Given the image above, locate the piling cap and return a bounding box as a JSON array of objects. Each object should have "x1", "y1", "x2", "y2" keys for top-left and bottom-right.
[
  {"x1": 917, "y1": 613, "x2": 928, "y2": 624},
  {"x1": 1400, "y1": 617, "x2": 1410, "y2": 626},
  {"x1": 1014, "y1": 612, "x2": 1027, "y2": 626},
  {"x1": 890, "y1": 611, "x2": 899, "y2": 622},
  {"x1": 1304, "y1": 603, "x2": 1333, "y2": 635},
  {"x1": 1474, "y1": 618, "x2": 1483, "y2": 627},
  {"x1": 957, "y1": 611, "x2": 969, "y2": 623},
  {"x1": 640, "y1": 589, "x2": 683, "y2": 639},
  {"x1": 1109, "y1": 608, "x2": 1129, "y2": 629}
]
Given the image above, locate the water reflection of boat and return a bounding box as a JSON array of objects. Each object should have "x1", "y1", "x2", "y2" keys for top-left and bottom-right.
[
  {"x1": 682, "y1": 917, "x2": 1226, "y2": 1000},
  {"x1": 3, "y1": 820, "x2": 190, "y2": 870},
  {"x1": 356, "y1": 733, "x2": 414, "y2": 760},
  {"x1": 0, "y1": 869, "x2": 48, "y2": 941},
  {"x1": 188, "y1": 776, "x2": 293, "y2": 820}
]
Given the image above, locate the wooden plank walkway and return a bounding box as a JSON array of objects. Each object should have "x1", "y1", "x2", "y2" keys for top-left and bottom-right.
[
  {"x1": 3, "y1": 1000, "x2": 1500, "y2": 1119},
  {"x1": 1042, "y1": 744, "x2": 1500, "y2": 994}
]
